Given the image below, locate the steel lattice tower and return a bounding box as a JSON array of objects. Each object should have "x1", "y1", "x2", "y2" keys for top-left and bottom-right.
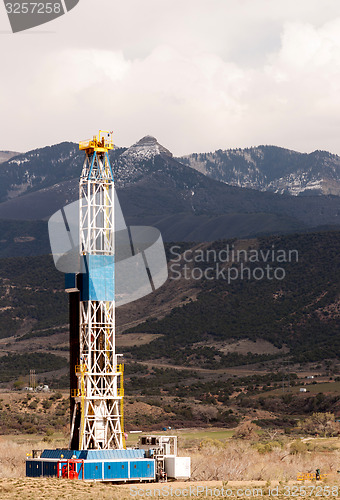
[{"x1": 69, "y1": 131, "x2": 124, "y2": 451}]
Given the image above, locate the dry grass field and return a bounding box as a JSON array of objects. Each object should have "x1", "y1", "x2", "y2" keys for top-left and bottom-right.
[
  {"x1": 116, "y1": 333, "x2": 164, "y2": 348},
  {"x1": 1, "y1": 477, "x2": 340, "y2": 500},
  {"x1": 0, "y1": 477, "x2": 130, "y2": 500},
  {"x1": 1, "y1": 431, "x2": 340, "y2": 499}
]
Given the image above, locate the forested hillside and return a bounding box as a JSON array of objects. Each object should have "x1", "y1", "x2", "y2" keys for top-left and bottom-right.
[{"x1": 126, "y1": 231, "x2": 340, "y2": 366}]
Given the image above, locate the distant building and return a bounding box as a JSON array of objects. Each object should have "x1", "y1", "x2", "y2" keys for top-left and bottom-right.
[
  {"x1": 300, "y1": 388, "x2": 307, "y2": 393},
  {"x1": 36, "y1": 385, "x2": 49, "y2": 392}
]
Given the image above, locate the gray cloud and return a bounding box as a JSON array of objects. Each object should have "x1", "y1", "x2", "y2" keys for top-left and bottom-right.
[{"x1": 1, "y1": 0, "x2": 340, "y2": 155}]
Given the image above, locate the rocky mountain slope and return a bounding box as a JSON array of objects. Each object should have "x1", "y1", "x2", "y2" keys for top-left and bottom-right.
[
  {"x1": 1, "y1": 231, "x2": 339, "y2": 370},
  {"x1": 125, "y1": 231, "x2": 340, "y2": 367},
  {"x1": 0, "y1": 151, "x2": 21, "y2": 164},
  {"x1": 179, "y1": 146, "x2": 340, "y2": 196},
  {"x1": 0, "y1": 138, "x2": 339, "y2": 245}
]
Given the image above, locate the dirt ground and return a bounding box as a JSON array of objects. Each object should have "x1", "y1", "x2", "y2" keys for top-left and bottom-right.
[{"x1": 0, "y1": 478, "x2": 339, "y2": 500}]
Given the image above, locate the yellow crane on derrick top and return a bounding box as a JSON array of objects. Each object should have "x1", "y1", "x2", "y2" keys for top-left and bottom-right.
[{"x1": 79, "y1": 130, "x2": 114, "y2": 153}]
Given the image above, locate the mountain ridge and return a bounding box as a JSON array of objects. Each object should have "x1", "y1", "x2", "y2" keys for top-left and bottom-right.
[
  {"x1": 0, "y1": 150, "x2": 22, "y2": 164},
  {"x1": 178, "y1": 145, "x2": 340, "y2": 196},
  {"x1": 0, "y1": 139, "x2": 339, "y2": 243}
]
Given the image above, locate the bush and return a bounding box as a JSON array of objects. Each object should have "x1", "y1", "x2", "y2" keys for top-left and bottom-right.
[
  {"x1": 254, "y1": 440, "x2": 283, "y2": 454},
  {"x1": 42, "y1": 399, "x2": 52, "y2": 410},
  {"x1": 233, "y1": 421, "x2": 259, "y2": 440},
  {"x1": 255, "y1": 443, "x2": 272, "y2": 454},
  {"x1": 49, "y1": 392, "x2": 62, "y2": 401},
  {"x1": 289, "y1": 439, "x2": 308, "y2": 454}
]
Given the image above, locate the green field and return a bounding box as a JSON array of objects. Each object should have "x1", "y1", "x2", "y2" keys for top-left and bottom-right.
[
  {"x1": 300, "y1": 381, "x2": 340, "y2": 393},
  {"x1": 176, "y1": 428, "x2": 234, "y2": 441},
  {"x1": 262, "y1": 381, "x2": 340, "y2": 397}
]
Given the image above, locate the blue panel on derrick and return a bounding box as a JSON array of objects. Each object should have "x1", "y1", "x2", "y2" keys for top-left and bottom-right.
[
  {"x1": 65, "y1": 273, "x2": 77, "y2": 290},
  {"x1": 80, "y1": 255, "x2": 114, "y2": 301}
]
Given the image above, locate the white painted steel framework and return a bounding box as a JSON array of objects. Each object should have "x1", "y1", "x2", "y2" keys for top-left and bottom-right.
[{"x1": 70, "y1": 140, "x2": 124, "y2": 450}]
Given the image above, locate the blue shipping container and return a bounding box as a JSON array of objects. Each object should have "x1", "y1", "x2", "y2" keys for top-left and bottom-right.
[
  {"x1": 130, "y1": 460, "x2": 154, "y2": 479},
  {"x1": 104, "y1": 461, "x2": 129, "y2": 480},
  {"x1": 43, "y1": 461, "x2": 58, "y2": 477},
  {"x1": 26, "y1": 456, "x2": 155, "y2": 481},
  {"x1": 83, "y1": 462, "x2": 103, "y2": 480},
  {"x1": 26, "y1": 460, "x2": 42, "y2": 477}
]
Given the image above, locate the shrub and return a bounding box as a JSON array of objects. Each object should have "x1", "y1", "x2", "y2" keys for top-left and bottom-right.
[
  {"x1": 42, "y1": 399, "x2": 52, "y2": 409},
  {"x1": 255, "y1": 443, "x2": 272, "y2": 454},
  {"x1": 289, "y1": 439, "x2": 308, "y2": 454},
  {"x1": 233, "y1": 421, "x2": 259, "y2": 440},
  {"x1": 49, "y1": 392, "x2": 62, "y2": 401},
  {"x1": 254, "y1": 440, "x2": 283, "y2": 454}
]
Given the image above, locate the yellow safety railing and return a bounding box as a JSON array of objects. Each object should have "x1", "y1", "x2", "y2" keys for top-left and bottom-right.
[
  {"x1": 79, "y1": 130, "x2": 114, "y2": 152},
  {"x1": 73, "y1": 363, "x2": 87, "y2": 450},
  {"x1": 75, "y1": 363, "x2": 87, "y2": 374},
  {"x1": 118, "y1": 363, "x2": 125, "y2": 448},
  {"x1": 297, "y1": 472, "x2": 328, "y2": 481}
]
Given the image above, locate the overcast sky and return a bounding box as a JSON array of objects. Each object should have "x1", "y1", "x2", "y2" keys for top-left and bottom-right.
[{"x1": 1, "y1": 0, "x2": 340, "y2": 156}]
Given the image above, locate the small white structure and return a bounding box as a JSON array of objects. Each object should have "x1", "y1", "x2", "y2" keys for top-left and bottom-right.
[
  {"x1": 300, "y1": 388, "x2": 307, "y2": 393},
  {"x1": 164, "y1": 456, "x2": 191, "y2": 480}
]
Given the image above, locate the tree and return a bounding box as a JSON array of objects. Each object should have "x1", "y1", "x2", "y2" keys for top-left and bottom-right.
[
  {"x1": 298, "y1": 412, "x2": 340, "y2": 437},
  {"x1": 13, "y1": 377, "x2": 25, "y2": 390},
  {"x1": 233, "y1": 420, "x2": 259, "y2": 440}
]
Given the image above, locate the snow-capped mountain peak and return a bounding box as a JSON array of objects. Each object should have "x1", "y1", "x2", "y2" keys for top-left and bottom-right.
[{"x1": 121, "y1": 135, "x2": 172, "y2": 161}]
